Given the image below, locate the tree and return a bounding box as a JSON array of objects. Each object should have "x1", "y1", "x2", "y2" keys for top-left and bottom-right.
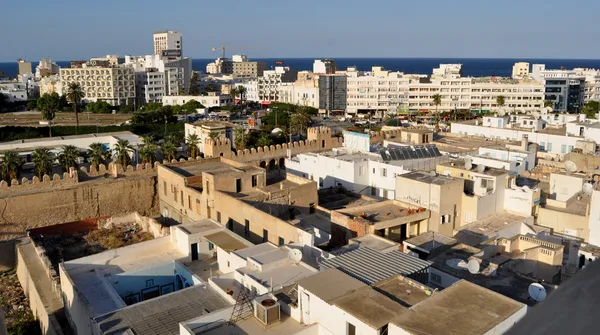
[
  {"x1": 113, "y1": 139, "x2": 134, "y2": 167},
  {"x1": 57, "y1": 145, "x2": 80, "y2": 172},
  {"x1": 86, "y1": 100, "x2": 112, "y2": 114},
  {"x1": 496, "y1": 95, "x2": 506, "y2": 108},
  {"x1": 581, "y1": 101, "x2": 600, "y2": 119},
  {"x1": 162, "y1": 140, "x2": 178, "y2": 161},
  {"x1": 186, "y1": 134, "x2": 201, "y2": 158},
  {"x1": 234, "y1": 126, "x2": 248, "y2": 150},
  {"x1": 208, "y1": 132, "x2": 221, "y2": 141},
  {"x1": 89, "y1": 143, "x2": 111, "y2": 169},
  {"x1": 0, "y1": 151, "x2": 24, "y2": 182},
  {"x1": 256, "y1": 133, "x2": 273, "y2": 148},
  {"x1": 120, "y1": 104, "x2": 135, "y2": 113},
  {"x1": 32, "y1": 148, "x2": 54, "y2": 178},
  {"x1": 291, "y1": 109, "x2": 311, "y2": 135},
  {"x1": 544, "y1": 100, "x2": 554, "y2": 108},
  {"x1": 26, "y1": 99, "x2": 38, "y2": 110},
  {"x1": 41, "y1": 108, "x2": 56, "y2": 137},
  {"x1": 432, "y1": 94, "x2": 442, "y2": 130},
  {"x1": 66, "y1": 82, "x2": 85, "y2": 132},
  {"x1": 237, "y1": 86, "x2": 247, "y2": 105},
  {"x1": 139, "y1": 136, "x2": 157, "y2": 165},
  {"x1": 262, "y1": 108, "x2": 290, "y2": 127},
  {"x1": 189, "y1": 72, "x2": 200, "y2": 95}
]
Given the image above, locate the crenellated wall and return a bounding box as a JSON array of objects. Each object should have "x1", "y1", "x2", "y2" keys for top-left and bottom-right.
[{"x1": 0, "y1": 170, "x2": 78, "y2": 194}]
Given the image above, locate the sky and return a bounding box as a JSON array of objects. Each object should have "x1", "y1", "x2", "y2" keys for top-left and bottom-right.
[{"x1": 1, "y1": 0, "x2": 599, "y2": 62}]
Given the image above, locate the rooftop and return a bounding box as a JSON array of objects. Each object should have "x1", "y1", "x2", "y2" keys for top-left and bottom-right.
[
  {"x1": 176, "y1": 219, "x2": 221, "y2": 235},
  {"x1": 544, "y1": 191, "x2": 590, "y2": 216},
  {"x1": 340, "y1": 201, "x2": 416, "y2": 223},
  {"x1": 439, "y1": 159, "x2": 509, "y2": 176},
  {"x1": 332, "y1": 286, "x2": 407, "y2": 329},
  {"x1": 318, "y1": 188, "x2": 378, "y2": 211},
  {"x1": 94, "y1": 284, "x2": 229, "y2": 335},
  {"x1": 165, "y1": 159, "x2": 262, "y2": 178},
  {"x1": 399, "y1": 170, "x2": 457, "y2": 185},
  {"x1": 204, "y1": 231, "x2": 252, "y2": 252},
  {"x1": 454, "y1": 212, "x2": 532, "y2": 246},
  {"x1": 392, "y1": 280, "x2": 525, "y2": 335},
  {"x1": 403, "y1": 231, "x2": 457, "y2": 254},
  {"x1": 373, "y1": 275, "x2": 432, "y2": 308},
  {"x1": 189, "y1": 310, "x2": 311, "y2": 335},
  {"x1": 295, "y1": 268, "x2": 367, "y2": 303},
  {"x1": 190, "y1": 120, "x2": 236, "y2": 128},
  {"x1": 433, "y1": 135, "x2": 520, "y2": 153},
  {"x1": 349, "y1": 234, "x2": 400, "y2": 252},
  {"x1": 320, "y1": 246, "x2": 431, "y2": 285}
]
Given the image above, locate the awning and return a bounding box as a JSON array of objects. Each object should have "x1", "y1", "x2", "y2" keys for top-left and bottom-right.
[{"x1": 204, "y1": 231, "x2": 249, "y2": 252}]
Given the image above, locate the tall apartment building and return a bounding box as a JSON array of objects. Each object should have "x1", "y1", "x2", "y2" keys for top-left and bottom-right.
[
  {"x1": 17, "y1": 59, "x2": 32, "y2": 79},
  {"x1": 60, "y1": 65, "x2": 135, "y2": 106},
  {"x1": 35, "y1": 58, "x2": 59, "y2": 79},
  {"x1": 257, "y1": 66, "x2": 298, "y2": 102},
  {"x1": 574, "y1": 68, "x2": 600, "y2": 102},
  {"x1": 346, "y1": 66, "x2": 544, "y2": 116},
  {"x1": 531, "y1": 64, "x2": 585, "y2": 112},
  {"x1": 206, "y1": 55, "x2": 266, "y2": 78},
  {"x1": 319, "y1": 74, "x2": 347, "y2": 114},
  {"x1": 278, "y1": 73, "x2": 319, "y2": 108},
  {"x1": 313, "y1": 59, "x2": 338, "y2": 74},
  {"x1": 153, "y1": 30, "x2": 182, "y2": 60},
  {"x1": 125, "y1": 54, "x2": 192, "y2": 104},
  {"x1": 512, "y1": 62, "x2": 530, "y2": 79},
  {"x1": 432, "y1": 64, "x2": 463, "y2": 79}
]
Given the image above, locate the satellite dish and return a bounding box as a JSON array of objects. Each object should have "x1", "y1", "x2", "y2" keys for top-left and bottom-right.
[
  {"x1": 583, "y1": 183, "x2": 594, "y2": 196},
  {"x1": 271, "y1": 127, "x2": 284, "y2": 135},
  {"x1": 464, "y1": 157, "x2": 473, "y2": 170},
  {"x1": 467, "y1": 259, "x2": 480, "y2": 274},
  {"x1": 528, "y1": 283, "x2": 547, "y2": 302},
  {"x1": 477, "y1": 164, "x2": 486, "y2": 173},
  {"x1": 474, "y1": 250, "x2": 484, "y2": 258},
  {"x1": 429, "y1": 171, "x2": 437, "y2": 177},
  {"x1": 564, "y1": 160, "x2": 578, "y2": 173},
  {"x1": 288, "y1": 249, "x2": 303, "y2": 265}
]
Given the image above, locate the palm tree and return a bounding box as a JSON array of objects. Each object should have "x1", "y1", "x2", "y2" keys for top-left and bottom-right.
[
  {"x1": 0, "y1": 151, "x2": 24, "y2": 182},
  {"x1": 186, "y1": 134, "x2": 201, "y2": 158},
  {"x1": 57, "y1": 145, "x2": 80, "y2": 172},
  {"x1": 66, "y1": 82, "x2": 85, "y2": 133},
  {"x1": 139, "y1": 145, "x2": 157, "y2": 165},
  {"x1": 230, "y1": 87, "x2": 239, "y2": 104},
  {"x1": 88, "y1": 143, "x2": 111, "y2": 170},
  {"x1": 234, "y1": 126, "x2": 248, "y2": 150},
  {"x1": 544, "y1": 100, "x2": 554, "y2": 108},
  {"x1": 32, "y1": 148, "x2": 55, "y2": 178},
  {"x1": 237, "y1": 86, "x2": 247, "y2": 105},
  {"x1": 432, "y1": 94, "x2": 442, "y2": 130},
  {"x1": 291, "y1": 109, "x2": 311, "y2": 136},
  {"x1": 113, "y1": 139, "x2": 134, "y2": 167},
  {"x1": 208, "y1": 132, "x2": 221, "y2": 141},
  {"x1": 496, "y1": 95, "x2": 506, "y2": 109},
  {"x1": 162, "y1": 140, "x2": 178, "y2": 161}
]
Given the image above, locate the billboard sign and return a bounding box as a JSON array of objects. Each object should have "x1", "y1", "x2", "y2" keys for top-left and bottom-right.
[
  {"x1": 162, "y1": 49, "x2": 182, "y2": 57},
  {"x1": 275, "y1": 60, "x2": 284, "y2": 65}
]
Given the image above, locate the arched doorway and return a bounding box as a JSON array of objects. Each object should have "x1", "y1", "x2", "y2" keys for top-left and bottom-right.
[
  {"x1": 268, "y1": 159, "x2": 276, "y2": 171},
  {"x1": 259, "y1": 161, "x2": 266, "y2": 169},
  {"x1": 279, "y1": 158, "x2": 285, "y2": 169},
  {"x1": 175, "y1": 274, "x2": 183, "y2": 290}
]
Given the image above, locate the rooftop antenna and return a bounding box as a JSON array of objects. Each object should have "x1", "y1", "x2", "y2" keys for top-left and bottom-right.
[
  {"x1": 288, "y1": 249, "x2": 303, "y2": 265},
  {"x1": 467, "y1": 259, "x2": 480, "y2": 274},
  {"x1": 528, "y1": 283, "x2": 547, "y2": 302}
]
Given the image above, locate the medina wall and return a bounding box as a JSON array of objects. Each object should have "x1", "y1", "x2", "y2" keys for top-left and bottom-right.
[{"x1": 0, "y1": 175, "x2": 158, "y2": 241}]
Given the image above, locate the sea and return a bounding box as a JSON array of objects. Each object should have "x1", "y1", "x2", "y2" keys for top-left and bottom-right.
[{"x1": 2, "y1": 58, "x2": 600, "y2": 79}]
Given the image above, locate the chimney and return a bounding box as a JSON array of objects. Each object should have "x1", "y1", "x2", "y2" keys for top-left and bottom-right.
[{"x1": 521, "y1": 134, "x2": 528, "y2": 151}]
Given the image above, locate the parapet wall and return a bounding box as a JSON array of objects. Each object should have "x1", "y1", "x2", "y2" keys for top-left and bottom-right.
[
  {"x1": 370, "y1": 128, "x2": 403, "y2": 144},
  {"x1": 0, "y1": 170, "x2": 78, "y2": 194}
]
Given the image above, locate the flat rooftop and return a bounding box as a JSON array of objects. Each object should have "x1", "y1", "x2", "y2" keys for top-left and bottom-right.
[
  {"x1": 165, "y1": 160, "x2": 262, "y2": 178},
  {"x1": 455, "y1": 212, "x2": 531, "y2": 243},
  {"x1": 439, "y1": 159, "x2": 509, "y2": 176},
  {"x1": 318, "y1": 188, "x2": 378, "y2": 210},
  {"x1": 191, "y1": 312, "x2": 311, "y2": 335},
  {"x1": 290, "y1": 213, "x2": 332, "y2": 234},
  {"x1": 392, "y1": 280, "x2": 525, "y2": 335},
  {"x1": 190, "y1": 120, "x2": 235, "y2": 128},
  {"x1": 373, "y1": 275, "x2": 432, "y2": 308},
  {"x1": 176, "y1": 219, "x2": 221, "y2": 235},
  {"x1": 544, "y1": 191, "x2": 590, "y2": 216},
  {"x1": 94, "y1": 284, "x2": 229, "y2": 335},
  {"x1": 340, "y1": 201, "x2": 414, "y2": 223},
  {"x1": 350, "y1": 234, "x2": 400, "y2": 252},
  {"x1": 316, "y1": 149, "x2": 382, "y2": 163},
  {"x1": 332, "y1": 286, "x2": 407, "y2": 329},
  {"x1": 433, "y1": 135, "x2": 520, "y2": 153},
  {"x1": 296, "y1": 269, "x2": 367, "y2": 303},
  {"x1": 430, "y1": 243, "x2": 548, "y2": 305},
  {"x1": 404, "y1": 231, "x2": 457, "y2": 253},
  {"x1": 399, "y1": 170, "x2": 457, "y2": 185}
]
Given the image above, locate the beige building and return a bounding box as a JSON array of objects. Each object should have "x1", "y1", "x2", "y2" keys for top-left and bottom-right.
[
  {"x1": 395, "y1": 171, "x2": 464, "y2": 237},
  {"x1": 157, "y1": 157, "x2": 319, "y2": 246},
  {"x1": 512, "y1": 62, "x2": 530, "y2": 79},
  {"x1": 184, "y1": 121, "x2": 236, "y2": 154},
  {"x1": 277, "y1": 74, "x2": 320, "y2": 108},
  {"x1": 206, "y1": 55, "x2": 266, "y2": 78},
  {"x1": 153, "y1": 30, "x2": 182, "y2": 58},
  {"x1": 39, "y1": 75, "x2": 63, "y2": 96},
  {"x1": 59, "y1": 66, "x2": 135, "y2": 106}
]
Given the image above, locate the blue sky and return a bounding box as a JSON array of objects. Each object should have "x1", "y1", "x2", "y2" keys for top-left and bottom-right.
[{"x1": 1, "y1": 0, "x2": 598, "y2": 61}]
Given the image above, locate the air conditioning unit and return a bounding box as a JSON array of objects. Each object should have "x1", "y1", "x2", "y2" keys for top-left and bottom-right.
[{"x1": 253, "y1": 294, "x2": 281, "y2": 326}]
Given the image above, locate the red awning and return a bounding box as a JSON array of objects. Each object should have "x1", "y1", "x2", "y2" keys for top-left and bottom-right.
[{"x1": 260, "y1": 101, "x2": 271, "y2": 105}]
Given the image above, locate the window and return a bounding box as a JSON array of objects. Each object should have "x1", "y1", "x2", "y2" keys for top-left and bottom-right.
[
  {"x1": 163, "y1": 181, "x2": 167, "y2": 196},
  {"x1": 381, "y1": 168, "x2": 387, "y2": 177},
  {"x1": 358, "y1": 166, "x2": 364, "y2": 176},
  {"x1": 441, "y1": 214, "x2": 451, "y2": 224},
  {"x1": 309, "y1": 203, "x2": 315, "y2": 214},
  {"x1": 227, "y1": 219, "x2": 233, "y2": 230},
  {"x1": 347, "y1": 322, "x2": 356, "y2": 335},
  {"x1": 196, "y1": 199, "x2": 201, "y2": 214},
  {"x1": 372, "y1": 168, "x2": 375, "y2": 174},
  {"x1": 278, "y1": 237, "x2": 284, "y2": 246},
  {"x1": 206, "y1": 181, "x2": 210, "y2": 194},
  {"x1": 208, "y1": 242, "x2": 214, "y2": 250},
  {"x1": 252, "y1": 174, "x2": 258, "y2": 187},
  {"x1": 371, "y1": 187, "x2": 377, "y2": 196},
  {"x1": 174, "y1": 187, "x2": 178, "y2": 202},
  {"x1": 236, "y1": 178, "x2": 242, "y2": 193},
  {"x1": 244, "y1": 220, "x2": 250, "y2": 236},
  {"x1": 561, "y1": 144, "x2": 567, "y2": 154},
  {"x1": 217, "y1": 211, "x2": 221, "y2": 223},
  {"x1": 431, "y1": 273, "x2": 442, "y2": 285},
  {"x1": 180, "y1": 191, "x2": 184, "y2": 205},
  {"x1": 263, "y1": 229, "x2": 268, "y2": 242},
  {"x1": 188, "y1": 195, "x2": 192, "y2": 209},
  {"x1": 319, "y1": 177, "x2": 323, "y2": 187}
]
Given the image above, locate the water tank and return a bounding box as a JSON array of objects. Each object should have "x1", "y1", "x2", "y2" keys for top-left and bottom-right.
[{"x1": 253, "y1": 294, "x2": 281, "y2": 326}]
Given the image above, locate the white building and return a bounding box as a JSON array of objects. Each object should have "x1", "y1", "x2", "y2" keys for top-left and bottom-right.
[
  {"x1": 531, "y1": 64, "x2": 586, "y2": 112},
  {"x1": 35, "y1": 58, "x2": 59, "y2": 79},
  {"x1": 162, "y1": 93, "x2": 233, "y2": 109},
  {"x1": 286, "y1": 148, "x2": 409, "y2": 200},
  {"x1": 277, "y1": 74, "x2": 319, "y2": 108},
  {"x1": 257, "y1": 66, "x2": 298, "y2": 102},
  {"x1": 313, "y1": 59, "x2": 338, "y2": 74},
  {"x1": 0, "y1": 81, "x2": 28, "y2": 102},
  {"x1": 346, "y1": 66, "x2": 412, "y2": 116},
  {"x1": 125, "y1": 54, "x2": 192, "y2": 104},
  {"x1": 60, "y1": 66, "x2": 135, "y2": 106},
  {"x1": 234, "y1": 80, "x2": 259, "y2": 102},
  {"x1": 153, "y1": 30, "x2": 182, "y2": 60},
  {"x1": 512, "y1": 62, "x2": 530, "y2": 79},
  {"x1": 431, "y1": 63, "x2": 462, "y2": 78},
  {"x1": 575, "y1": 68, "x2": 600, "y2": 102}
]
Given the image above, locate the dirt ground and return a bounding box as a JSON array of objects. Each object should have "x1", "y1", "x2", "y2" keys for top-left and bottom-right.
[
  {"x1": 0, "y1": 269, "x2": 40, "y2": 334},
  {"x1": 0, "y1": 111, "x2": 131, "y2": 127}
]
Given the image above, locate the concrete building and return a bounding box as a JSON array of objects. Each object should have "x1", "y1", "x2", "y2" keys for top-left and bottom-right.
[
  {"x1": 318, "y1": 74, "x2": 347, "y2": 115},
  {"x1": 206, "y1": 55, "x2": 267, "y2": 78},
  {"x1": 184, "y1": 121, "x2": 235, "y2": 153},
  {"x1": 39, "y1": 75, "x2": 63, "y2": 96},
  {"x1": 313, "y1": 59, "x2": 338, "y2": 74},
  {"x1": 60, "y1": 65, "x2": 135, "y2": 106},
  {"x1": 395, "y1": 171, "x2": 464, "y2": 237},
  {"x1": 0, "y1": 81, "x2": 28, "y2": 102},
  {"x1": 431, "y1": 63, "x2": 463, "y2": 79},
  {"x1": 234, "y1": 80, "x2": 259, "y2": 102},
  {"x1": 277, "y1": 73, "x2": 319, "y2": 108},
  {"x1": 257, "y1": 67, "x2": 298, "y2": 102},
  {"x1": 531, "y1": 64, "x2": 586, "y2": 112},
  {"x1": 575, "y1": 68, "x2": 600, "y2": 102},
  {"x1": 512, "y1": 62, "x2": 530, "y2": 79},
  {"x1": 153, "y1": 30, "x2": 182, "y2": 60},
  {"x1": 35, "y1": 58, "x2": 59, "y2": 78},
  {"x1": 17, "y1": 58, "x2": 32, "y2": 80},
  {"x1": 162, "y1": 93, "x2": 233, "y2": 109},
  {"x1": 125, "y1": 54, "x2": 192, "y2": 104},
  {"x1": 346, "y1": 66, "x2": 411, "y2": 116}
]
